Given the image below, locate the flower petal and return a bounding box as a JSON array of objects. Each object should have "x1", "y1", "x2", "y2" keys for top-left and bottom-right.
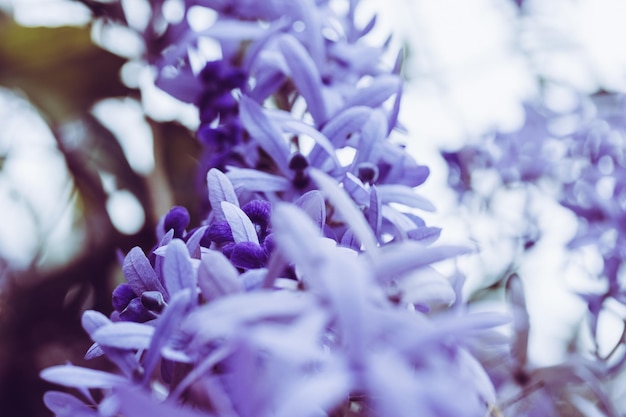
[
  {"x1": 295, "y1": 190, "x2": 326, "y2": 232},
  {"x1": 373, "y1": 242, "x2": 471, "y2": 283},
  {"x1": 207, "y1": 168, "x2": 239, "y2": 222},
  {"x1": 198, "y1": 249, "x2": 242, "y2": 301},
  {"x1": 43, "y1": 391, "x2": 99, "y2": 417},
  {"x1": 226, "y1": 167, "x2": 291, "y2": 192},
  {"x1": 185, "y1": 225, "x2": 209, "y2": 259},
  {"x1": 277, "y1": 34, "x2": 327, "y2": 125},
  {"x1": 163, "y1": 238, "x2": 197, "y2": 297},
  {"x1": 221, "y1": 201, "x2": 260, "y2": 244},
  {"x1": 142, "y1": 289, "x2": 193, "y2": 385},
  {"x1": 122, "y1": 247, "x2": 167, "y2": 298},
  {"x1": 343, "y1": 74, "x2": 401, "y2": 110},
  {"x1": 310, "y1": 169, "x2": 377, "y2": 253},
  {"x1": 239, "y1": 95, "x2": 290, "y2": 175},
  {"x1": 92, "y1": 322, "x2": 155, "y2": 350},
  {"x1": 377, "y1": 184, "x2": 436, "y2": 212},
  {"x1": 41, "y1": 365, "x2": 126, "y2": 389}
]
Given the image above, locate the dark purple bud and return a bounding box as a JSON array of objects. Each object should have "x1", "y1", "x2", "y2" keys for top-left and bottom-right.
[
  {"x1": 206, "y1": 221, "x2": 234, "y2": 244},
  {"x1": 263, "y1": 233, "x2": 275, "y2": 254},
  {"x1": 164, "y1": 206, "x2": 190, "y2": 238},
  {"x1": 223, "y1": 69, "x2": 246, "y2": 90},
  {"x1": 119, "y1": 298, "x2": 156, "y2": 322},
  {"x1": 200, "y1": 227, "x2": 213, "y2": 248},
  {"x1": 112, "y1": 284, "x2": 137, "y2": 312},
  {"x1": 242, "y1": 200, "x2": 272, "y2": 237},
  {"x1": 293, "y1": 172, "x2": 310, "y2": 189},
  {"x1": 213, "y1": 93, "x2": 238, "y2": 114},
  {"x1": 289, "y1": 152, "x2": 309, "y2": 171},
  {"x1": 357, "y1": 162, "x2": 379, "y2": 184},
  {"x1": 198, "y1": 104, "x2": 218, "y2": 124},
  {"x1": 222, "y1": 242, "x2": 236, "y2": 258},
  {"x1": 200, "y1": 60, "x2": 224, "y2": 84},
  {"x1": 230, "y1": 241, "x2": 268, "y2": 269},
  {"x1": 198, "y1": 125, "x2": 226, "y2": 145},
  {"x1": 141, "y1": 291, "x2": 166, "y2": 313}
]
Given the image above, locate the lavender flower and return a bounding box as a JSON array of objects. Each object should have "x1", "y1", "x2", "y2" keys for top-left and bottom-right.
[
  {"x1": 439, "y1": 89, "x2": 626, "y2": 414},
  {"x1": 42, "y1": 204, "x2": 504, "y2": 417},
  {"x1": 38, "y1": 1, "x2": 517, "y2": 417}
]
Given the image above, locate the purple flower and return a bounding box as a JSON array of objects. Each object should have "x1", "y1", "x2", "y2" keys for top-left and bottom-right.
[{"x1": 39, "y1": 2, "x2": 513, "y2": 417}]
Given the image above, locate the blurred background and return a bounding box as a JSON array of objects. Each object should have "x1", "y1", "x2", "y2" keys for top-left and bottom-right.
[{"x1": 1, "y1": 0, "x2": 626, "y2": 415}]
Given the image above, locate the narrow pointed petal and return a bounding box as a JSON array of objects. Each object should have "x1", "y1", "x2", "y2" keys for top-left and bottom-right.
[
  {"x1": 43, "y1": 391, "x2": 99, "y2": 417},
  {"x1": 84, "y1": 343, "x2": 104, "y2": 360},
  {"x1": 142, "y1": 289, "x2": 193, "y2": 385},
  {"x1": 271, "y1": 203, "x2": 326, "y2": 276},
  {"x1": 239, "y1": 95, "x2": 290, "y2": 175},
  {"x1": 207, "y1": 168, "x2": 239, "y2": 222},
  {"x1": 353, "y1": 110, "x2": 387, "y2": 167},
  {"x1": 343, "y1": 172, "x2": 370, "y2": 206},
  {"x1": 295, "y1": 190, "x2": 326, "y2": 232},
  {"x1": 92, "y1": 322, "x2": 155, "y2": 350},
  {"x1": 377, "y1": 184, "x2": 436, "y2": 212},
  {"x1": 279, "y1": 119, "x2": 339, "y2": 167},
  {"x1": 277, "y1": 34, "x2": 326, "y2": 125},
  {"x1": 199, "y1": 18, "x2": 267, "y2": 41},
  {"x1": 81, "y1": 311, "x2": 140, "y2": 376},
  {"x1": 381, "y1": 205, "x2": 423, "y2": 237},
  {"x1": 294, "y1": 0, "x2": 325, "y2": 67},
  {"x1": 163, "y1": 239, "x2": 197, "y2": 297},
  {"x1": 321, "y1": 106, "x2": 371, "y2": 146},
  {"x1": 397, "y1": 266, "x2": 456, "y2": 307},
  {"x1": 123, "y1": 247, "x2": 167, "y2": 296},
  {"x1": 344, "y1": 74, "x2": 401, "y2": 109},
  {"x1": 226, "y1": 167, "x2": 291, "y2": 192},
  {"x1": 310, "y1": 169, "x2": 377, "y2": 253},
  {"x1": 373, "y1": 242, "x2": 471, "y2": 283},
  {"x1": 388, "y1": 79, "x2": 403, "y2": 133},
  {"x1": 198, "y1": 249, "x2": 242, "y2": 301},
  {"x1": 340, "y1": 229, "x2": 360, "y2": 251},
  {"x1": 41, "y1": 365, "x2": 126, "y2": 389},
  {"x1": 221, "y1": 201, "x2": 260, "y2": 244},
  {"x1": 81, "y1": 310, "x2": 111, "y2": 336},
  {"x1": 367, "y1": 186, "x2": 382, "y2": 237},
  {"x1": 185, "y1": 225, "x2": 209, "y2": 259}
]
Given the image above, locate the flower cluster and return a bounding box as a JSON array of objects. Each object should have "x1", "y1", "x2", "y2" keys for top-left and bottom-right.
[
  {"x1": 40, "y1": 1, "x2": 510, "y2": 417},
  {"x1": 442, "y1": 91, "x2": 626, "y2": 414}
]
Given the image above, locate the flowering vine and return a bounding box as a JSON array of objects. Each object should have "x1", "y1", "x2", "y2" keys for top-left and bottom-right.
[{"x1": 36, "y1": 1, "x2": 610, "y2": 417}]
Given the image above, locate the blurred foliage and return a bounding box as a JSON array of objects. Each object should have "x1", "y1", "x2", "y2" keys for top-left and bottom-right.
[
  {"x1": 0, "y1": 10, "x2": 173, "y2": 417},
  {"x1": 0, "y1": 14, "x2": 128, "y2": 122}
]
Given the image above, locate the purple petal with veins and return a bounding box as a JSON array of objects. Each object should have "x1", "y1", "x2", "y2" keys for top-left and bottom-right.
[
  {"x1": 221, "y1": 202, "x2": 260, "y2": 244},
  {"x1": 239, "y1": 95, "x2": 290, "y2": 175},
  {"x1": 277, "y1": 34, "x2": 327, "y2": 125},
  {"x1": 207, "y1": 168, "x2": 239, "y2": 222}
]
